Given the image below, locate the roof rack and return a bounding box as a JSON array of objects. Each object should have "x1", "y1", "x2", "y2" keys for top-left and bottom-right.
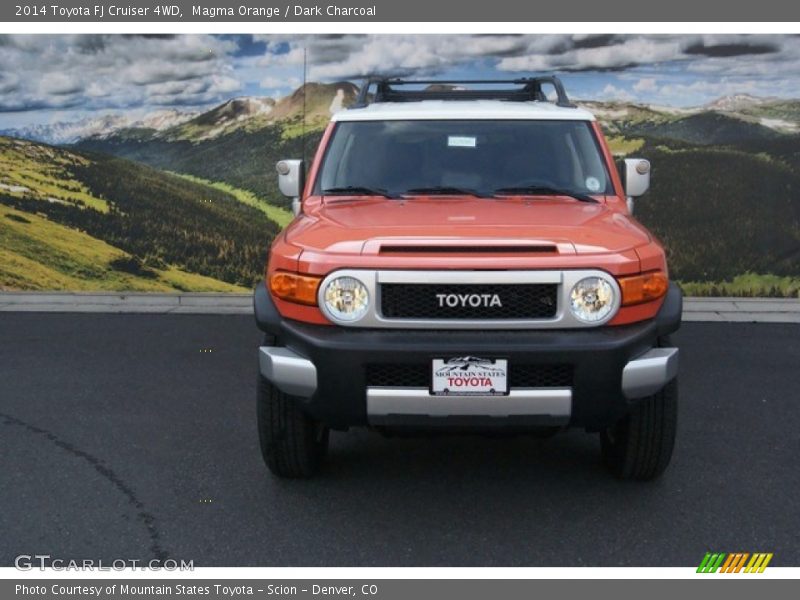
[{"x1": 352, "y1": 76, "x2": 576, "y2": 108}]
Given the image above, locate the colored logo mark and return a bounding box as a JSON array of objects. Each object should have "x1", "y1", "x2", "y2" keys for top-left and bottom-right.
[{"x1": 697, "y1": 552, "x2": 773, "y2": 573}]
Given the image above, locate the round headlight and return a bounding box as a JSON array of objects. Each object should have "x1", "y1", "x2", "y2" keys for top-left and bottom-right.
[
  {"x1": 569, "y1": 277, "x2": 615, "y2": 323},
  {"x1": 323, "y1": 276, "x2": 370, "y2": 322}
]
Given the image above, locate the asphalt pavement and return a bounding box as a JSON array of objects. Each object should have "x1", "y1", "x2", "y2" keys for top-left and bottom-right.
[{"x1": 1, "y1": 313, "x2": 798, "y2": 566}]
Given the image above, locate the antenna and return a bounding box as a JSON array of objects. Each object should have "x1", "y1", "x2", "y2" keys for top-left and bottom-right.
[{"x1": 301, "y1": 46, "x2": 307, "y2": 166}]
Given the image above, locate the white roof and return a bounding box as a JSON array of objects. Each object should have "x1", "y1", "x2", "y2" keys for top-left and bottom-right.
[{"x1": 332, "y1": 100, "x2": 595, "y2": 122}]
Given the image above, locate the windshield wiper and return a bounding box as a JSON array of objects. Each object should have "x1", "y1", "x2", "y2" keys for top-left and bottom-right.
[
  {"x1": 403, "y1": 186, "x2": 491, "y2": 198},
  {"x1": 322, "y1": 186, "x2": 399, "y2": 199},
  {"x1": 493, "y1": 185, "x2": 599, "y2": 204}
]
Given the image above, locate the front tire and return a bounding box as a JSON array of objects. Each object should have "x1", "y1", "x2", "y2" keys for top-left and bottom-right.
[
  {"x1": 600, "y1": 377, "x2": 678, "y2": 481},
  {"x1": 257, "y1": 375, "x2": 329, "y2": 478}
]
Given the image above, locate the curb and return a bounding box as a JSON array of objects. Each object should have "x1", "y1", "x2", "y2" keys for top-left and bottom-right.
[
  {"x1": 0, "y1": 292, "x2": 253, "y2": 315},
  {"x1": 681, "y1": 297, "x2": 800, "y2": 323},
  {"x1": 0, "y1": 292, "x2": 798, "y2": 322}
]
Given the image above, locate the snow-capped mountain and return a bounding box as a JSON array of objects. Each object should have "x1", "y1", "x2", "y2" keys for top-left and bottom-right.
[
  {"x1": 171, "y1": 97, "x2": 277, "y2": 139},
  {"x1": 6, "y1": 84, "x2": 799, "y2": 147},
  {"x1": 134, "y1": 109, "x2": 200, "y2": 131},
  {"x1": 704, "y1": 94, "x2": 773, "y2": 112},
  {"x1": 0, "y1": 108, "x2": 198, "y2": 145},
  {"x1": 204, "y1": 97, "x2": 276, "y2": 121},
  {"x1": 163, "y1": 84, "x2": 358, "y2": 141}
]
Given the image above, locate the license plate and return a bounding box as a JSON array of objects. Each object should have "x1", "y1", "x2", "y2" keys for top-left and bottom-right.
[{"x1": 431, "y1": 357, "x2": 508, "y2": 396}]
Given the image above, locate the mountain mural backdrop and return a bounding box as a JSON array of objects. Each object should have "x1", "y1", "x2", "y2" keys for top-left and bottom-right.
[{"x1": 1, "y1": 34, "x2": 799, "y2": 296}]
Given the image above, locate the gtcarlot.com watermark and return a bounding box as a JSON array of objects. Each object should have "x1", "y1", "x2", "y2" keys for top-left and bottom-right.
[{"x1": 15, "y1": 554, "x2": 193, "y2": 571}]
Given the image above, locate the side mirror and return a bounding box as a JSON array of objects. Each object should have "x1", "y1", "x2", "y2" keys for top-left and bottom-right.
[
  {"x1": 623, "y1": 158, "x2": 650, "y2": 198},
  {"x1": 276, "y1": 159, "x2": 304, "y2": 215}
]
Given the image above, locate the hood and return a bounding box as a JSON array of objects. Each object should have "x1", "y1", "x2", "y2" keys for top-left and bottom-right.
[{"x1": 286, "y1": 196, "x2": 651, "y2": 255}]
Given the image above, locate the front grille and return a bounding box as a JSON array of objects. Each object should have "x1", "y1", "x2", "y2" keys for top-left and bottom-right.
[
  {"x1": 509, "y1": 364, "x2": 574, "y2": 388},
  {"x1": 367, "y1": 364, "x2": 430, "y2": 388},
  {"x1": 366, "y1": 363, "x2": 573, "y2": 388},
  {"x1": 380, "y1": 283, "x2": 558, "y2": 320}
]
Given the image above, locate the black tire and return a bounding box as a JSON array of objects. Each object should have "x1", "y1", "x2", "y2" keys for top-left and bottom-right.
[
  {"x1": 257, "y1": 334, "x2": 328, "y2": 478},
  {"x1": 600, "y1": 377, "x2": 678, "y2": 481}
]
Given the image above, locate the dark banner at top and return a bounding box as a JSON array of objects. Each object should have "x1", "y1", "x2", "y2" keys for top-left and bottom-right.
[{"x1": 1, "y1": 0, "x2": 799, "y2": 22}]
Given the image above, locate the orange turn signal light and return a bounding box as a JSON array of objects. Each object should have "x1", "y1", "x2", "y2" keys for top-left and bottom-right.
[
  {"x1": 617, "y1": 271, "x2": 669, "y2": 306},
  {"x1": 269, "y1": 272, "x2": 321, "y2": 306}
]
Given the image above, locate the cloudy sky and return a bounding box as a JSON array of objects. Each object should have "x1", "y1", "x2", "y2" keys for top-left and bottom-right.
[{"x1": 1, "y1": 34, "x2": 799, "y2": 128}]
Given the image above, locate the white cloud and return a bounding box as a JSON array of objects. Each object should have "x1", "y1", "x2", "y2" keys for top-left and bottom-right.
[
  {"x1": 85, "y1": 81, "x2": 110, "y2": 98},
  {"x1": 633, "y1": 78, "x2": 658, "y2": 92},
  {"x1": 0, "y1": 34, "x2": 239, "y2": 111},
  {"x1": 39, "y1": 73, "x2": 83, "y2": 96},
  {"x1": 258, "y1": 46, "x2": 306, "y2": 68},
  {"x1": 207, "y1": 75, "x2": 242, "y2": 95},
  {"x1": 2, "y1": 33, "x2": 800, "y2": 123},
  {"x1": 655, "y1": 79, "x2": 760, "y2": 101},
  {"x1": 260, "y1": 75, "x2": 301, "y2": 90},
  {"x1": 496, "y1": 37, "x2": 684, "y2": 72},
  {"x1": 0, "y1": 71, "x2": 20, "y2": 94},
  {"x1": 601, "y1": 84, "x2": 634, "y2": 102},
  {"x1": 300, "y1": 35, "x2": 551, "y2": 79}
]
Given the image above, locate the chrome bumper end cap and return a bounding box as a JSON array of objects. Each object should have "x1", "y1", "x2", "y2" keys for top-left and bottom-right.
[
  {"x1": 258, "y1": 346, "x2": 317, "y2": 398},
  {"x1": 622, "y1": 347, "x2": 679, "y2": 399}
]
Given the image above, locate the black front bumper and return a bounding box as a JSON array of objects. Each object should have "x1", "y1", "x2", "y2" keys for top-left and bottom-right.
[{"x1": 255, "y1": 282, "x2": 682, "y2": 430}]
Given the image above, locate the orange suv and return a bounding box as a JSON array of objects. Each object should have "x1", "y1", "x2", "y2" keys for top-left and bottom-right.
[{"x1": 254, "y1": 77, "x2": 681, "y2": 480}]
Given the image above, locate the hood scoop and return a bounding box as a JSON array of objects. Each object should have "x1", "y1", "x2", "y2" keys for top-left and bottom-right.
[{"x1": 377, "y1": 243, "x2": 558, "y2": 255}]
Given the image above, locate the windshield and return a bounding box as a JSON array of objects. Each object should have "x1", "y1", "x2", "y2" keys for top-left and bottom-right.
[{"x1": 314, "y1": 119, "x2": 613, "y2": 198}]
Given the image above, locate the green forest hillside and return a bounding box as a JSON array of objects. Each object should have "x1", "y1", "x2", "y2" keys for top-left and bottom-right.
[
  {"x1": 75, "y1": 82, "x2": 356, "y2": 207},
  {"x1": 0, "y1": 136, "x2": 279, "y2": 291},
  {"x1": 634, "y1": 142, "x2": 800, "y2": 282},
  {"x1": 79, "y1": 124, "x2": 323, "y2": 210},
  {"x1": 0, "y1": 204, "x2": 245, "y2": 292},
  {"x1": 621, "y1": 112, "x2": 783, "y2": 146}
]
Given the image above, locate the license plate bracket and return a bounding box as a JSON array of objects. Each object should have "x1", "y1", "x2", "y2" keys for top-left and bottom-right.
[{"x1": 431, "y1": 357, "x2": 508, "y2": 396}]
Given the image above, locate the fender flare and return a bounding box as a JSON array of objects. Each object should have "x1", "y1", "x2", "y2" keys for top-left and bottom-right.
[
  {"x1": 655, "y1": 282, "x2": 683, "y2": 338},
  {"x1": 253, "y1": 281, "x2": 282, "y2": 335}
]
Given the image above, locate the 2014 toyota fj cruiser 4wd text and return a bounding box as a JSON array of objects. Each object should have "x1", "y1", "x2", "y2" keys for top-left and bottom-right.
[{"x1": 254, "y1": 77, "x2": 681, "y2": 481}]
